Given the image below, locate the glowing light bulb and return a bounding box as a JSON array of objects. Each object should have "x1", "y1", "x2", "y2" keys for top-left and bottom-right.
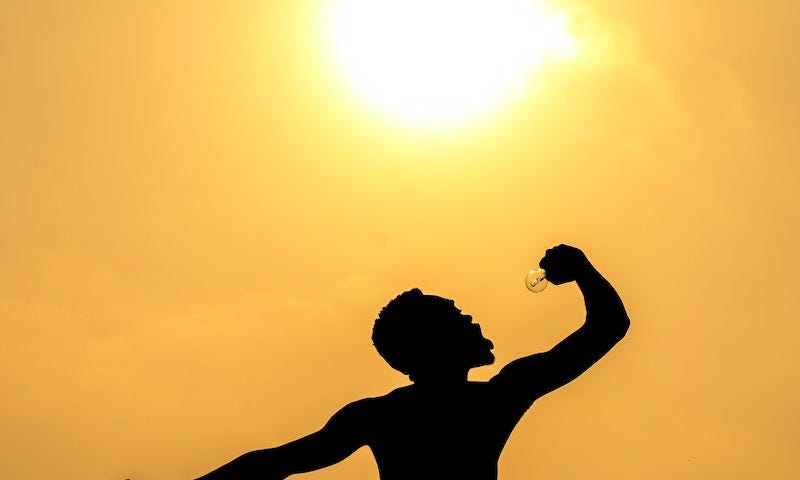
[{"x1": 525, "y1": 268, "x2": 548, "y2": 293}]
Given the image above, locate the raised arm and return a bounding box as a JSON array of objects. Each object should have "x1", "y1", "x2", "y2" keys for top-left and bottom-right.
[
  {"x1": 195, "y1": 399, "x2": 373, "y2": 480},
  {"x1": 491, "y1": 245, "x2": 630, "y2": 403}
]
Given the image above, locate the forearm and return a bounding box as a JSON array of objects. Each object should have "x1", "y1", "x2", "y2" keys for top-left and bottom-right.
[
  {"x1": 195, "y1": 424, "x2": 362, "y2": 480},
  {"x1": 575, "y1": 266, "x2": 630, "y2": 339},
  {"x1": 195, "y1": 448, "x2": 285, "y2": 480}
]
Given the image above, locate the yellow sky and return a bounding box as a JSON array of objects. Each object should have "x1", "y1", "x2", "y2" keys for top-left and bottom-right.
[{"x1": 1, "y1": 1, "x2": 799, "y2": 479}]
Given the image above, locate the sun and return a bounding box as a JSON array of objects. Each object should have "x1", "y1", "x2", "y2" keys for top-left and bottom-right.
[{"x1": 325, "y1": 0, "x2": 577, "y2": 127}]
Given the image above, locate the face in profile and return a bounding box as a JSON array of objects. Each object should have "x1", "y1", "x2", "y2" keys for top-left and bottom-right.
[{"x1": 430, "y1": 297, "x2": 495, "y2": 369}]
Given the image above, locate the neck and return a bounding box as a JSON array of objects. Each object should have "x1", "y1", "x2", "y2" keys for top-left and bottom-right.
[{"x1": 412, "y1": 369, "x2": 469, "y2": 388}]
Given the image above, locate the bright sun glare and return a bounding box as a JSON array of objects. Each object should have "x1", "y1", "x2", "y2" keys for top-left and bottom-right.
[{"x1": 326, "y1": 0, "x2": 577, "y2": 127}]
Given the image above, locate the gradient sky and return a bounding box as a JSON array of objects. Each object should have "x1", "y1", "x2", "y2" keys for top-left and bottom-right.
[{"x1": 1, "y1": 1, "x2": 799, "y2": 479}]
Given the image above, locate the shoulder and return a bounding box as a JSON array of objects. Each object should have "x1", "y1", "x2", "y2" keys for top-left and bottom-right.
[
  {"x1": 489, "y1": 353, "x2": 548, "y2": 386},
  {"x1": 327, "y1": 389, "x2": 407, "y2": 434},
  {"x1": 336, "y1": 388, "x2": 405, "y2": 419},
  {"x1": 384, "y1": 385, "x2": 415, "y2": 398},
  {"x1": 485, "y1": 354, "x2": 553, "y2": 408},
  {"x1": 337, "y1": 396, "x2": 379, "y2": 417},
  {"x1": 324, "y1": 397, "x2": 379, "y2": 437}
]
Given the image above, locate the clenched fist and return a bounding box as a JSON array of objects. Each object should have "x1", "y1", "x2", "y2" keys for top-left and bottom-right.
[{"x1": 538, "y1": 245, "x2": 594, "y2": 285}]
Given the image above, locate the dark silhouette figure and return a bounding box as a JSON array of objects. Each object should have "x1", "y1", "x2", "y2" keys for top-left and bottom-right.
[{"x1": 195, "y1": 245, "x2": 630, "y2": 480}]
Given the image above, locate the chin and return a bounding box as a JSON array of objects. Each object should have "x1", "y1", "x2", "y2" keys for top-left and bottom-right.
[{"x1": 475, "y1": 352, "x2": 495, "y2": 367}]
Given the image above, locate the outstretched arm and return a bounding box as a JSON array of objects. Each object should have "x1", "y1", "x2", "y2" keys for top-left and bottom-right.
[
  {"x1": 492, "y1": 245, "x2": 630, "y2": 402},
  {"x1": 195, "y1": 399, "x2": 373, "y2": 480}
]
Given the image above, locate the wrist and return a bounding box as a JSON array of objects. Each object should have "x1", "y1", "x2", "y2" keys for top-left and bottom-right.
[{"x1": 574, "y1": 264, "x2": 602, "y2": 286}]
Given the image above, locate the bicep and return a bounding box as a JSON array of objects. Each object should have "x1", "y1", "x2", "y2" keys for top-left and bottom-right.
[
  {"x1": 319, "y1": 400, "x2": 372, "y2": 453},
  {"x1": 275, "y1": 400, "x2": 373, "y2": 476},
  {"x1": 491, "y1": 324, "x2": 622, "y2": 400}
]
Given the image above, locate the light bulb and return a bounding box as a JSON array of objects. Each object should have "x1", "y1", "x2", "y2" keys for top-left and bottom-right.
[{"x1": 525, "y1": 268, "x2": 548, "y2": 293}]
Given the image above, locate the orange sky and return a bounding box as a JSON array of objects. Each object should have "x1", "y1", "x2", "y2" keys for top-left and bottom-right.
[{"x1": 1, "y1": 1, "x2": 799, "y2": 479}]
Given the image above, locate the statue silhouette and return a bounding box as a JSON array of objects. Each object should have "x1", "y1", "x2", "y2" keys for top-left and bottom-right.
[{"x1": 195, "y1": 245, "x2": 630, "y2": 480}]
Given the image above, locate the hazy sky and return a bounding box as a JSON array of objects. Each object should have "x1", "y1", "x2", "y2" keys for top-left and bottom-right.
[{"x1": 1, "y1": 1, "x2": 799, "y2": 479}]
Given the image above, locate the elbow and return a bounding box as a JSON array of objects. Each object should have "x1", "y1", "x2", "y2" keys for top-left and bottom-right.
[
  {"x1": 600, "y1": 312, "x2": 629, "y2": 344},
  {"x1": 615, "y1": 315, "x2": 630, "y2": 342}
]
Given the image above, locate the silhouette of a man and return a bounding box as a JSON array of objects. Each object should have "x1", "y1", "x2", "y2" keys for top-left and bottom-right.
[{"x1": 196, "y1": 245, "x2": 630, "y2": 480}]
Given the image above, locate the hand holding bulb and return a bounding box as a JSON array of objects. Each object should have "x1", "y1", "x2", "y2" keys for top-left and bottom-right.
[{"x1": 526, "y1": 245, "x2": 593, "y2": 293}]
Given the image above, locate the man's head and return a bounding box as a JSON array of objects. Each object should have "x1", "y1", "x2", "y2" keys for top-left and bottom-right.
[{"x1": 372, "y1": 288, "x2": 495, "y2": 381}]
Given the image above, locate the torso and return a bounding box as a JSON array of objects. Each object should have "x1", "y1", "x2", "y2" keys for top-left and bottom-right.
[{"x1": 362, "y1": 382, "x2": 531, "y2": 480}]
